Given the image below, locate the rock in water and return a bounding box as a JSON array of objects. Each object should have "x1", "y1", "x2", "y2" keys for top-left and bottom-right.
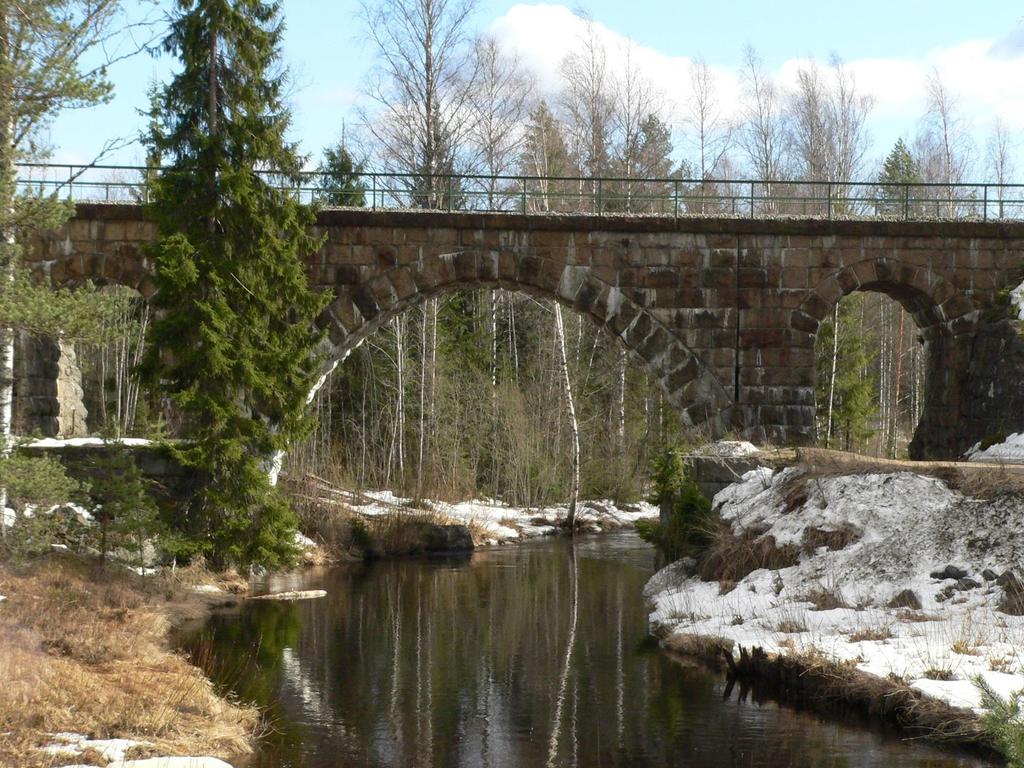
[
  {"x1": 249, "y1": 590, "x2": 327, "y2": 601},
  {"x1": 111, "y1": 759, "x2": 234, "y2": 768},
  {"x1": 422, "y1": 523, "x2": 474, "y2": 552}
]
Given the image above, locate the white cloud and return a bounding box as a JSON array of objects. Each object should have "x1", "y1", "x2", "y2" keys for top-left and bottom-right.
[{"x1": 488, "y1": 3, "x2": 1024, "y2": 172}]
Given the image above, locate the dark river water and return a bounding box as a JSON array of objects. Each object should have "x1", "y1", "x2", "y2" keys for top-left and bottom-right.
[{"x1": 180, "y1": 533, "x2": 995, "y2": 768}]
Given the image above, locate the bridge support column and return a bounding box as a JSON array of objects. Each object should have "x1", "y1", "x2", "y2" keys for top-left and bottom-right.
[
  {"x1": 911, "y1": 319, "x2": 1024, "y2": 459},
  {"x1": 13, "y1": 333, "x2": 88, "y2": 438}
]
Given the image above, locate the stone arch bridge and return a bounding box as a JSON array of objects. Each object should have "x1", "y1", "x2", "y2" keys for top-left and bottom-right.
[{"x1": 22, "y1": 203, "x2": 1024, "y2": 459}]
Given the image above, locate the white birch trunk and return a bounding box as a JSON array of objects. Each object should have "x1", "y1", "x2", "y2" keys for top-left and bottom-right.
[
  {"x1": 825, "y1": 303, "x2": 839, "y2": 448},
  {"x1": 553, "y1": 304, "x2": 580, "y2": 530},
  {"x1": 0, "y1": 34, "x2": 14, "y2": 525},
  {"x1": 395, "y1": 316, "x2": 406, "y2": 483},
  {"x1": 416, "y1": 304, "x2": 427, "y2": 498}
]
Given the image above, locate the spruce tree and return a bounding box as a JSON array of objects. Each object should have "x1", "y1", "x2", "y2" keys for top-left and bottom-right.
[
  {"x1": 142, "y1": 0, "x2": 330, "y2": 569},
  {"x1": 317, "y1": 140, "x2": 366, "y2": 206},
  {"x1": 876, "y1": 138, "x2": 921, "y2": 216}
]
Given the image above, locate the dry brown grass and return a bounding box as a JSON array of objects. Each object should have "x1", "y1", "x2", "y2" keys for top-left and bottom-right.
[
  {"x1": 697, "y1": 520, "x2": 800, "y2": 583},
  {"x1": 801, "y1": 585, "x2": 850, "y2": 611},
  {"x1": 0, "y1": 555, "x2": 257, "y2": 768},
  {"x1": 801, "y1": 524, "x2": 862, "y2": 553},
  {"x1": 951, "y1": 639, "x2": 983, "y2": 656},
  {"x1": 795, "y1": 447, "x2": 1024, "y2": 500},
  {"x1": 776, "y1": 618, "x2": 809, "y2": 633},
  {"x1": 847, "y1": 626, "x2": 894, "y2": 642}
]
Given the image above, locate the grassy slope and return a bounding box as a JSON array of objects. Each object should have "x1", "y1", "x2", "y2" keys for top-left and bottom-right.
[{"x1": 0, "y1": 554, "x2": 257, "y2": 767}]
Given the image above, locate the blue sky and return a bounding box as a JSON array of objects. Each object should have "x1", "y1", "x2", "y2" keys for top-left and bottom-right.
[{"x1": 46, "y1": 0, "x2": 1024, "y2": 177}]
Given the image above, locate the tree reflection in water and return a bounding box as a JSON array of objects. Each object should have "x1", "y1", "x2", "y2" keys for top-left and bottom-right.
[{"x1": 181, "y1": 535, "x2": 991, "y2": 768}]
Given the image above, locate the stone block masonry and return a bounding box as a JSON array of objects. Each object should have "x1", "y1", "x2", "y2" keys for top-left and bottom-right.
[{"x1": 23, "y1": 203, "x2": 1024, "y2": 459}]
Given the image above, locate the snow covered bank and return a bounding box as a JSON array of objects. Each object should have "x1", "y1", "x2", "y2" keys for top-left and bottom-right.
[
  {"x1": 37, "y1": 731, "x2": 233, "y2": 767},
  {"x1": 646, "y1": 466, "x2": 1024, "y2": 716},
  {"x1": 697, "y1": 440, "x2": 761, "y2": 458},
  {"x1": 1011, "y1": 279, "x2": 1024, "y2": 322},
  {"x1": 300, "y1": 479, "x2": 658, "y2": 546},
  {"x1": 22, "y1": 436, "x2": 155, "y2": 449},
  {"x1": 357, "y1": 491, "x2": 657, "y2": 543},
  {"x1": 966, "y1": 432, "x2": 1024, "y2": 464}
]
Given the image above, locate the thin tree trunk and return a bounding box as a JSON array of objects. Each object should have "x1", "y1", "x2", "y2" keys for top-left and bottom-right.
[
  {"x1": 825, "y1": 303, "x2": 839, "y2": 448},
  {"x1": 0, "y1": 8, "x2": 15, "y2": 527},
  {"x1": 891, "y1": 311, "x2": 905, "y2": 458},
  {"x1": 553, "y1": 304, "x2": 580, "y2": 530},
  {"x1": 395, "y1": 316, "x2": 406, "y2": 484},
  {"x1": 417, "y1": 305, "x2": 427, "y2": 498},
  {"x1": 617, "y1": 348, "x2": 626, "y2": 448}
]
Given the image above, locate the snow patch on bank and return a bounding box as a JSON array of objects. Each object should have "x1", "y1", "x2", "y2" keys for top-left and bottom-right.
[
  {"x1": 352, "y1": 490, "x2": 658, "y2": 543},
  {"x1": 699, "y1": 440, "x2": 761, "y2": 458},
  {"x1": 966, "y1": 432, "x2": 1024, "y2": 463},
  {"x1": 647, "y1": 467, "x2": 1024, "y2": 713},
  {"x1": 1011, "y1": 279, "x2": 1024, "y2": 322},
  {"x1": 23, "y1": 437, "x2": 155, "y2": 449},
  {"x1": 39, "y1": 734, "x2": 234, "y2": 767}
]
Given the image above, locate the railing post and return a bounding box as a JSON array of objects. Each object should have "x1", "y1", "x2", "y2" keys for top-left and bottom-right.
[
  {"x1": 903, "y1": 183, "x2": 909, "y2": 221},
  {"x1": 826, "y1": 182, "x2": 832, "y2": 219},
  {"x1": 597, "y1": 178, "x2": 603, "y2": 215},
  {"x1": 749, "y1": 182, "x2": 755, "y2": 217},
  {"x1": 983, "y1": 184, "x2": 988, "y2": 222},
  {"x1": 447, "y1": 175, "x2": 453, "y2": 212},
  {"x1": 673, "y1": 179, "x2": 679, "y2": 218},
  {"x1": 371, "y1": 174, "x2": 377, "y2": 210},
  {"x1": 521, "y1": 177, "x2": 527, "y2": 214}
]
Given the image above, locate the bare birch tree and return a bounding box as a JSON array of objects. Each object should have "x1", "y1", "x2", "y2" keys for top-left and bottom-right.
[
  {"x1": 559, "y1": 16, "x2": 613, "y2": 208},
  {"x1": 916, "y1": 68, "x2": 974, "y2": 215},
  {"x1": 467, "y1": 35, "x2": 533, "y2": 209},
  {"x1": 686, "y1": 58, "x2": 734, "y2": 211},
  {"x1": 552, "y1": 304, "x2": 579, "y2": 529},
  {"x1": 522, "y1": 100, "x2": 573, "y2": 211},
  {"x1": 609, "y1": 39, "x2": 662, "y2": 209},
  {"x1": 359, "y1": 0, "x2": 480, "y2": 207},
  {"x1": 788, "y1": 56, "x2": 873, "y2": 212},
  {"x1": 986, "y1": 117, "x2": 1015, "y2": 217},
  {"x1": 737, "y1": 45, "x2": 788, "y2": 210}
]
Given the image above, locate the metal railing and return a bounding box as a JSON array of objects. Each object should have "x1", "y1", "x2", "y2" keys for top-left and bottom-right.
[{"x1": 15, "y1": 162, "x2": 1024, "y2": 222}]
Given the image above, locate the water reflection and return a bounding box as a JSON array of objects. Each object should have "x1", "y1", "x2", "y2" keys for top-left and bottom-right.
[{"x1": 183, "y1": 535, "x2": 994, "y2": 768}]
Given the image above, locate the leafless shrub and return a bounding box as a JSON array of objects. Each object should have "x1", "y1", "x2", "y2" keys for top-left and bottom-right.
[
  {"x1": 697, "y1": 519, "x2": 800, "y2": 583},
  {"x1": 847, "y1": 626, "x2": 894, "y2": 642},
  {"x1": 801, "y1": 585, "x2": 849, "y2": 611},
  {"x1": 801, "y1": 524, "x2": 862, "y2": 553},
  {"x1": 776, "y1": 618, "x2": 808, "y2": 633}
]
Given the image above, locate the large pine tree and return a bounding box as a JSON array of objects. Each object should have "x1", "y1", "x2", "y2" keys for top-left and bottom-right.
[{"x1": 143, "y1": 0, "x2": 330, "y2": 568}]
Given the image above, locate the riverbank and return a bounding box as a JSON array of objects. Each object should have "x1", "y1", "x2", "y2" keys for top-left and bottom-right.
[
  {"x1": 289, "y1": 473, "x2": 658, "y2": 559},
  {"x1": 0, "y1": 554, "x2": 257, "y2": 767},
  {"x1": 645, "y1": 456, "x2": 1024, "y2": 754}
]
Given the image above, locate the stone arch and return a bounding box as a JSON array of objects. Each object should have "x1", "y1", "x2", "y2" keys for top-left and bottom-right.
[
  {"x1": 793, "y1": 257, "x2": 978, "y2": 342},
  {"x1": 316, "y1": 250, "x2": 736, "y2": 434},
  {"x1": 33, "y1": 243, "x2": 157, "y2": 300},
  {"x1": 794, "y1": 257, "x2": 980, "y2": 458}
]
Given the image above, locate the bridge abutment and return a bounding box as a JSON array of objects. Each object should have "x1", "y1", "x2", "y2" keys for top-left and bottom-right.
[{"x1": 13, "y1": 332, "x2": 88, "y2": 438}]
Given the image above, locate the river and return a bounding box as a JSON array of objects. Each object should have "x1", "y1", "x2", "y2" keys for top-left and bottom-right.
[{"x1": 180, "y1": 533, "x2": 996, "y2": 767}]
